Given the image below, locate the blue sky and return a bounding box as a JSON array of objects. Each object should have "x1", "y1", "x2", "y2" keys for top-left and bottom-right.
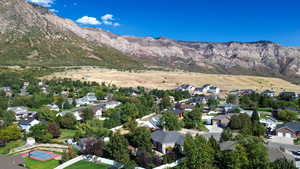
[{"x1": 28, "y1": 0, "x2": 300, "y2": 46}]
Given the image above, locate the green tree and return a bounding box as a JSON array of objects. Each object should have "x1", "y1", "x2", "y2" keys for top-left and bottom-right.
[
  {"x1": 251, "y1": 110, "x2": 260, "y2": 122},
  {"x1": 180, "y1": 136, "x2": 214, "y2": 169},
  {"x1": 81, "y1": 108, "x2": 95, "y2": 121},
  {"x1": 48, "y1": 123, "x2": 61, "y2": 138},
  {"x1": 60, "y1": 113, "x2": 77, "y2": 129},
  {"x1": 129, "y1": 127, "x2": 152, "y2": 152},
  {"x1": 220, "y1": 128, "x2": 233, "y2": 142},
  {"x1": 0, "y1": 110, "x2": 15, "y2": 127},
  {"x1": 106, "y1": 133, "x2": 130, "y2": 163},
  {"x1": 37, "y1": 106, "x2": 57, "y2": 123},
  {"x1": 208, "y1": 98, "x2": 219, "y2": 111},
  {"x1": 0, "y1": 125, "x2": 22, "y2": 143},
  {"x1": 159, "y1": 95, "x2": 171, "y2": 110},
  {"x1": 277, "y1": 110, "x2": 298, "y2": 122},
  {"x1": 160, "y1": 112, "x2": 183, "y2": 131},
  {"x1": 252, "y1": 121, "x2": 266, "y2": 137},
  {"x1": 239, "y1": 137, "x2": 269, "y2": 169},
  {"x1": 270, "y1": 158, "x2": 297, "y2": 169},
  {"x1": 184, "y1": 107, "x2": 202, "y2": 129},
  {"x1": 217, "y1": 144, "x2": 249, "y2": 169},
  {"x1": 226, "y1": 95, "x2": 239, "y2": 105},
  {"x1": 29, "y1": 124, "x2": 52, "y2": 143}
]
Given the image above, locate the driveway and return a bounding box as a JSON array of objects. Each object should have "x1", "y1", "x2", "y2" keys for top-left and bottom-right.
[{"x1": 268, "y1": 136, "x2": 294, "y2": 145}]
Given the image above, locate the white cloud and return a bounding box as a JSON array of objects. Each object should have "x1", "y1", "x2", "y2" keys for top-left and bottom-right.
[
  {"x1": 76, "y1": 16, "x2": 101, "y2": 25},
  {"x1": 113, "y1": 23, "x2": 120, "y2": 27},
  {"x1": 101, "y1": 14, "x2": 120, "y2": 26},
  {"x1": 27, "y1": 0, "x2": 54, "y2": 7},
  {"x1": 101, "y1": 14, "x2": 114, "y2": 21}
]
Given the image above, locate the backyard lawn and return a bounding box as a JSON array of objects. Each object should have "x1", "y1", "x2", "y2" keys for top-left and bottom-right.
[
  {"x1": 59, "y1": 129, "x2": 77, "y2": 139},
  {"x1": 65, "y1": 160, "x2": 112, "y2": 169},
  {"x1": 25, "y1": 158, "x2": 60, "y2": 169}
]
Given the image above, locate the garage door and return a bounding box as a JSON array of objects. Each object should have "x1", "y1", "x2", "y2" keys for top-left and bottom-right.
[
  {"x1": 277, "y1": 132, "x2": 283, "y2": 137},
  {"x1": 285, "y1": 133, "x2": 292, "y2": 138}
]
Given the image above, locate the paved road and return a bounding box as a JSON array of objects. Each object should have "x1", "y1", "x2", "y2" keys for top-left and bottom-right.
[{"x1": 267, "y1": 142, "x2": 300, "y2": 151}]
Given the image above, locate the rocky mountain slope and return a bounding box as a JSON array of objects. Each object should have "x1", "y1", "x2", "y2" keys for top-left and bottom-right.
[
  {"x1": 0, "y1": 0, "x2": 143, "y2": 69},
  {"x1": 1, "y1": 0, "x2": 300, "y2": 83}
]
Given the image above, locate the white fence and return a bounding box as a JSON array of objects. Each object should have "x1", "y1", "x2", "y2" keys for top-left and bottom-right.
[
  {"x1": 54, "y1": 155, "x2": 124, "y2": 169},
  {"x1": 153, "y1": 159, "x2": 182, "y2": 169},
  {"x1": 95, "y1": 157, "x2": 124, "y2": 168},
  {"x1": 9, "y1": 144, "x2": 68, "y2": 154},
  {"x1": 54, "y1": 155, "x2": 84, "y2": 169}
]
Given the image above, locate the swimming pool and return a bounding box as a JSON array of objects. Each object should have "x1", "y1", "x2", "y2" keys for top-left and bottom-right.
[{"x1": 21, "y1": 150, "x2": 61, "y2": 161}]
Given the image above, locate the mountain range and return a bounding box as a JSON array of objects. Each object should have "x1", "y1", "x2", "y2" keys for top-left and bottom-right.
[{"x1": 1, "y1": 0, "x2": 300, "y2": 83}]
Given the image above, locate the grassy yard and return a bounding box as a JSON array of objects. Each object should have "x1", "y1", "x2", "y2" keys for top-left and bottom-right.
[
  {"x1": 65, "y1": 160, "x2": 112, "y2": 169},
  {"x1": 59, "y1": 129, "x2": 77, "y2": 140},
  {"x1": 25, "y1": 158, "x2": 60, "y2": 169},
  {"x1": 0, "y1": 140, "x2": 25, "y2": 155}
]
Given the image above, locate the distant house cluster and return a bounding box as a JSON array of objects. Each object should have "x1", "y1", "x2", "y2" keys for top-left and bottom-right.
[{"x1": 176, "y1": 84, "x2": 220, "y2": 95}]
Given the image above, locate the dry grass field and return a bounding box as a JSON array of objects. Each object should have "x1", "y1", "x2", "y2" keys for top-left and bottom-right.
[{"x1": 44, "y1": 68, "x2": 300, "y2": 94}]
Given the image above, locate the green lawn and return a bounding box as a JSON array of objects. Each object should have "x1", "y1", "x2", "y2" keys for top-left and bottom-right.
[
  {"x1": 25, "y1": 158, "x2": 60, "y2": 169},
  {"x1": 59, "y1": 129, "x2": 77, "y2": 139},
  {"x1": 65, "y1": 160, "x2": 112, "y2": 169},
  {"x1": 0, "y1": 140, "x2": 25, "y2": 155}
]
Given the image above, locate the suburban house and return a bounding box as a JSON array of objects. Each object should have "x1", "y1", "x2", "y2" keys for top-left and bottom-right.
[
  {"x1": 193, "y1": 87, "x2": 204, "y2": 95},
  {"x1": 260, "y1": 117, "x2": 278, "y2": 130},
  {"x1": 212, "y1": 114, "x2": 236, "y2": 128},
  {"x1": 171, "y1": 108, "x2": 185, "y2": 119},
  {"x1": 78, "y1": 137, "x2": 98, "y2": 152},
  {"x1": 189, "y1": 95, "x2": 208, "y2": 105},
  {"x1": 0, "y1": 87, "x2": 13, "y2": 96},
  {"x1": 151, "y1": 130, "x2": 186, "y2": 154},
  {"x1": 91, "y1": 105, "x2": 105, "y2": 120},
  {"x1": 176, "y1": 84, "x2": 196, "y2": 94},
  {"x1": 240, "y1": 89, "x2": 256, "y2": 95},
  {"x1": 229, "y1": 90, "x2": 242, "y2": 95},
  {"x1": 218, "y1": 104, "x2": 239, "y2": 113},
  {"x1": 76, "y1": 93, "x2": 98, "y2": 107},
  {"x1": 7, "y1": 106, "x2": 36, "y2": 121},
  {"x1": 276, "y1": 122, "x2": 300, "y2": 138},
  {"x1": 18, "y1": 118, "x2": 40, "y2": 132},
  {"x1": 207, "y1": 86, "x2": 220, "y2": 95},
  {"x1": 103, "y1": 101, "x2": 122, "y2": 110},
  {"x1": 262, "y1": 90, "x2": 276, "y2": 97},
  {"x1": 47, "y1": 104, "x2": 60, "y2": 112},
  {"x1": 58, "y1": 110, "x2": 83, "y2": 121}
]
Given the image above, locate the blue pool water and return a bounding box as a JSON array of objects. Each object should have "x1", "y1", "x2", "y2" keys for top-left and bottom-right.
[{"x1": 29, "y1": 151, "x2": 54, "y2": 159}]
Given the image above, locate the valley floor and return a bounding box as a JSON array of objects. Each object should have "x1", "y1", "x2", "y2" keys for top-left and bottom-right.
[{"x1": 44, "y1": 68, "x2": 300, "y2": 94}]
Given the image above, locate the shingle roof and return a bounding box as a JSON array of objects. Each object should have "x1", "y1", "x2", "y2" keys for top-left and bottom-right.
[
  {"x1": 276, "y1": 122, "x2": 300, "y2": 132},
  {"x1": 151, "y1": 130, "x2": 185, "y2": 145},
  {"x1": 18, "y1": 118, "x2": 36, "y2": 125},
  {"x1": 0, "y1": 155, "x2": 26, "y2": 169},
  {"x1": 172, "y1": 108, "x2": 184, "y2": 115}
]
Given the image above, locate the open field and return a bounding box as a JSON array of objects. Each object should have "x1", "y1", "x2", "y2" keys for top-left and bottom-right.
[{"x1": 44, "y1": 68, "x2": 300, "y2": 94}]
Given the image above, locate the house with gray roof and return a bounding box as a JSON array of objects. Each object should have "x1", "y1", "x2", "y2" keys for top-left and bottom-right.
[
  {"x1": 7, "y1": 106, "x2": 36, "y2": 121},
  {"x1": 151, "y1": 130, "x2": 186, "y2": 154},
  {"x1": 0, "y1": 155, "x2": 26, "y2": 169},
  {"x1": 276, "y1": 122, "x2": 300, "y2": 138},
  {"x1": 18, "y1": 118, "x2": 40, "y2": 132}
]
